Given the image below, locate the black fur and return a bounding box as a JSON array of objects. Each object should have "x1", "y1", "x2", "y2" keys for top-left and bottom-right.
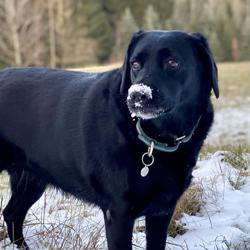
[{"x1": 0, "y1": 30, "x2": 218, "y2": 250}]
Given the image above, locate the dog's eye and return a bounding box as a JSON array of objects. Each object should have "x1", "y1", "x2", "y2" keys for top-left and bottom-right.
[
  {"x1": 131, "y1": 61, "x2": 141, "y2": 71},
  {"x1": 165, "y1": 58, "x2": 179, "y2": 69}
]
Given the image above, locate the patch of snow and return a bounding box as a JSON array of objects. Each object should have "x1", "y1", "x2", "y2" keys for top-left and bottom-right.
[
  {"x1": 134, "y1": 111, "x2": 164, "y2": 120},
  {"x1": 134, "y1": 102, "x2": 143, "y2": 108},
  {"x1": 167, "y1": 152, "x2": 250, "y2": 250},
  {"x1": 206, "y1": 104, "x2": 250, "y2": 145},
  {"x1": 1, "y1": 153, "x2": 250, "y2": 249}
]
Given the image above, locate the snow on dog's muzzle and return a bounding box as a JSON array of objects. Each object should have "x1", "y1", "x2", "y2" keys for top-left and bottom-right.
[
  {"x1": 127, "y1": 83, "x2": 153, "y2": 102},
  {"x1": 127, "y1": 84, "x2": 153, "y2": 115},
  {"x1": 127, "y1": 83, "x2": 165, "y2": 120}
]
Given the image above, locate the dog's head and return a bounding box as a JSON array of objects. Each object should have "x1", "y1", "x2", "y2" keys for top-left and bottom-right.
[{"x1": 120, "y1": 30, "x2": 219, "y2": 140}]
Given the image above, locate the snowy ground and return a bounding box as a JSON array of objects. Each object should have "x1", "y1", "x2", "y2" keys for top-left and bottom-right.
[
  {"x1": 0, "y1": 101, "x2": 250, "y2": 249},
  {"x1": 1, "y1": 152, "x2": 250, "y2": 250},
  {"x1": 167, "y1": 152, "x2": 250, "y2": 250},
  {"x1": 207, "y1": 103, "x2": 250, "y2": 146}
]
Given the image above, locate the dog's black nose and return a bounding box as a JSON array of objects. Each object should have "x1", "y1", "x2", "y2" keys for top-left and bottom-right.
[{"x1": 130, "y1": 91, "x2": 148, "y2": 103}]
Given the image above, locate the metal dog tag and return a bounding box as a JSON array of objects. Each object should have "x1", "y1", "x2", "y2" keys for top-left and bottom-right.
[
  {"x1": 140, "y1": 166, "x2": 149, "y2": 177},
  {"x1": 140, "y1": 142, "x2": 154, "y2": 177}
]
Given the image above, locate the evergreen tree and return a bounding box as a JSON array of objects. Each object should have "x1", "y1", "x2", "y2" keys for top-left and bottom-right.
[{"x1": 82, "y1": 0, "x2": 115, "y2": 63}]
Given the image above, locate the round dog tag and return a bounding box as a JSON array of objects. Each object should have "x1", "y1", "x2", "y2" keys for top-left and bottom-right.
[{"x1": 140, "y1": 166, "x2": 149, "y2": 177}]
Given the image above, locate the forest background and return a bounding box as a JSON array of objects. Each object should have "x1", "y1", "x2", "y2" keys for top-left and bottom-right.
[{"x1": 0, "y1": 0, "x2": 250, "y2": 68}]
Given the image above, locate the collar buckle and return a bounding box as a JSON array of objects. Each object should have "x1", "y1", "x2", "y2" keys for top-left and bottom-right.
[{"x1": 176, "y1": 135, "x2": 186, "y2": 141}]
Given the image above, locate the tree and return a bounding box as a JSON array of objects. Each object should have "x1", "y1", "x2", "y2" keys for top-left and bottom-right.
[
  {"x1": 0, "y1": 0, "x2": 46, "y2": 67},
  {"x1": 171, "y1": 0, "x2": 191, "y2": 30},
  {"x1": 113, "y1": 7, "x2": 138, "y2": 60},
  {"x1": 240, "y1": 0, "x2": 250, "y2": 60},
  {"x1": 48, "y1": 0, "x2": 56, "y2": 67},
  {"x1": 143, "y1": 5, "x2": 161, "y2": 30},
  {"x1": 82, "y1": 0, "x2": 115, "y2": 63},
  {"x1": 50, "y1": 0, "x2": 97, "y2": 67}
]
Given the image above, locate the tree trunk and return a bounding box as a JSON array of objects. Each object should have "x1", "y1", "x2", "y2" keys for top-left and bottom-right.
[
  {"x1": 231, "y1": 36, "x2": 240, "y2": 61},
  {"x1": 48, "y1": 0, "x2": 56, "y2": 68},
  {"x1": 6, "y1": 0, "x2": 22, "y2": 66}
]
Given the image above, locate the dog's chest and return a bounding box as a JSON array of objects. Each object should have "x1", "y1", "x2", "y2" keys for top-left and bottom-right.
[{"x1": 127, "y1": 167, "x2": 188, "y2": 217}]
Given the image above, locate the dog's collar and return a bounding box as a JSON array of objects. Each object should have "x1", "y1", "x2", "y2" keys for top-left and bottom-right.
[{"x1": 136, "y1": 116, "x2": 202, "y2": 153}]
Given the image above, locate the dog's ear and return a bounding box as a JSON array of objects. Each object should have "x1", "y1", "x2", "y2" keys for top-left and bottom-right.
[
  {"x1": 190, "y1": 32, "x2": 219, "y2": 98},
  {"x1": 120, "y1": 30, "x2": 145, "y2": 94}
]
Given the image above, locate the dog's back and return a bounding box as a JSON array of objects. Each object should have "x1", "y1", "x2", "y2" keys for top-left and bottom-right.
[
  {"x1": 0, "y1": 67, "x2": 123, "y2": 200},
  {"x1": 0, "y1": 68, "x2": 100, "y2": 186}
]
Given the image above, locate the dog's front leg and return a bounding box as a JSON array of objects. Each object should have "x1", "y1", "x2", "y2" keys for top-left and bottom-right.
[
  {"x1": 103, "y1": 210, "x2": 134, "y2": 250},
  {"x1": 145, "y1": 212, "x2": 174, "y2": 250}
]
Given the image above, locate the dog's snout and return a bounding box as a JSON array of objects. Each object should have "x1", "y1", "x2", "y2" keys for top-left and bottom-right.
[{"x1": 130, "y1": 91, "x2": 148, "y2": 102}]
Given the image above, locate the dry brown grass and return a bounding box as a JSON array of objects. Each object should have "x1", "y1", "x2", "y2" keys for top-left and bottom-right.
[
  {"x1": 168, "y1": 184, "x2": 204, "y2": 237},
  {"x1": 215, "y1": 61, "x2": 250, "y2": 109},
  {"x1": 222, "y1": 146, "x2": 250, "y2": 190},
  {"x1": 69, "y1": 62, "x2": 121, "y2": 73},
  {"x1": 70, "y1": 60, "x2": 250, "y2": 110},
  {"x1": 0, "y1": 173, "x2": 9, "y2": 196},
  {"x1": 201, "y1": 144, "x2": 250, "y2": 158},
  {"x1": 222, "y1": 145, "x2": 250, "y2": 170},
  {"x1": 0, "y1": 228, "x2": 7, "y2": 242},
  {"x1": 217, "y1": 62, "x2": 250, "y2": 99}
]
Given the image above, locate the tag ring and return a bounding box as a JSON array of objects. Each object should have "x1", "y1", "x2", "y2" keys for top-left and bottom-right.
[{"x1": 141, "y1": 152, "x2": 154, "y2": 167}]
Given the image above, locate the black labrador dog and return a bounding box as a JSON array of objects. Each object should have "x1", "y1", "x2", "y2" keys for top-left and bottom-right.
[{"x1": 0, "y1": 30, "x2": 219, "y2": 250}]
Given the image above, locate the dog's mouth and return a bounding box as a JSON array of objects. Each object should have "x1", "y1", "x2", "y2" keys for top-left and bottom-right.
[{"x1": 128, "y1": 105, "x2": 171, "y2": 120}]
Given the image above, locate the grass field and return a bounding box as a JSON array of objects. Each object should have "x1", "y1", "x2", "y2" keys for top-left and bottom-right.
[
  {"x1": 218, "y1": 62, "x2": 250, "y2": 99},
  {"x1": 79, "y1": 61, "x2": 250, "y2": 109},
  {"x1": 0, "y1": 61, "x2": 249, "y2": 249}
]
